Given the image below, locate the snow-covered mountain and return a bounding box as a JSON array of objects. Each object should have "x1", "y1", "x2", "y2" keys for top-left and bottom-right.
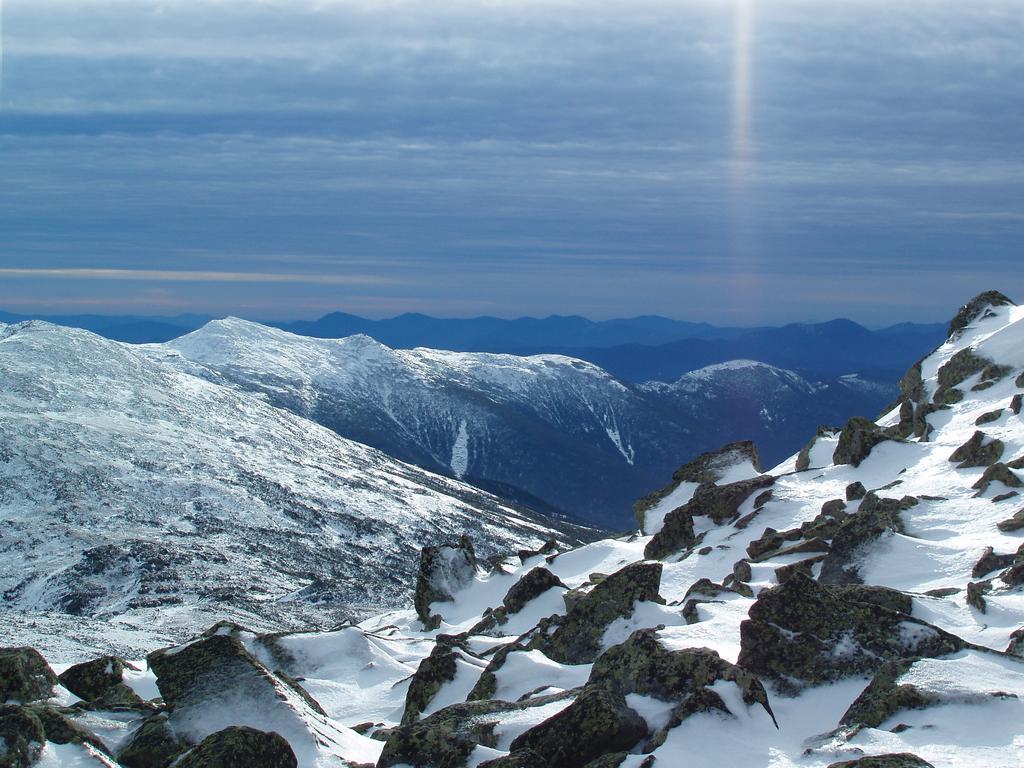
[
  {"x1": 0, "y1": 320, "x2": 590, "y2": 658},
  {"x1": 7, "y1": 290, "x2": 1024, "y2": 768},
  {"x1": 150, "y1": 319, "x2": 898, "y2": 527}
]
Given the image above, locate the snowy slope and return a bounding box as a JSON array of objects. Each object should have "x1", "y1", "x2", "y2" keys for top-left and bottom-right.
[
  {"x1": 151, "y1": 320, "x2": 896, "y2": 527},
  {"x1": 11, "y1": 292, "x2": 1024, "y2": 768},
  {"x1": 0, "y1": 320, "x2": 588, "y2": 659}
]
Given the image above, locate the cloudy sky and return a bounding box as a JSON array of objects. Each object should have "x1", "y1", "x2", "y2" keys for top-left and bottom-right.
[{"x1": 1, "y1": 0, "x2": 1021, "y2": 324}]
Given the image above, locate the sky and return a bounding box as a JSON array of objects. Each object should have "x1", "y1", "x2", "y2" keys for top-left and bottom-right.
[{"x1": 0, "y1": 0, "x2": 1021, "y2": 324}]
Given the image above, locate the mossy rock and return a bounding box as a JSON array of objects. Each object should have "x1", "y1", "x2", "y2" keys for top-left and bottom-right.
[
  {"x1": 508, "y1": 686, "x2": 647, "y2": 768},
  {"x1": 118, "y1": 713, "x2": 188, "y2": 768},
  {"x1": 947, "y1": 290, "x2": 1014, "y2": 338},
  {"x1": 796, "y1": 427, "x2": 841, "y2": 472},
  {"x1": 976, "y1": 409, "x2": 1005, "y2": 426},
  {"x1": 502, "y1": 568, "x2": 566, "y2": 615},
  {"x1": 415, "y1": 535, "x2": 479, "y2": 630},
  {"x1": 175, "y1": 726, "x2": 297, "y2": 768},
  {"x1": 833, "y1": 418, "x2": 899, "y2": 468},
  {"x1": 646, "y1": 475, "x2": 775, "y2": 560},
  {"x1": 737, "y1": 574, "x2": 964, "y2": 692},
  {"x1": 633, "y1": 441, "x2": 762, "y2": 527},
  {"x1": 1012, "y1": 394, "x2": 1023, "y2": 415},
  {"x1": 401, "y1": 641, "x2": 464, "y2": 725},
  {"x1": 997, "y1": 508, "x2": 1024, "y2": 532},
  {"x1": 379, "y1": 695, "x2": 568, "y2": 768},
  {"x1": 22, "y1": 704, "x2": 111, "y2": 756},
  {"x1": 840, "y1": 659, "x2": 937, "y2": 728},
  {"x1": 478, "y1": 749, "x2": 548, "y2": 767},
  {"x1": 529, "y1": 562, "x2": 664, "y2": 664},
  {"x1": 972, "y1": 546, "x2": 1016, "y2": 578},
  {"x1": 0, "y1": 648, "x2": 57, "y2": 705},
  {"x1": 933, "y1": 347, "x2": 1010, "y2": 406},
  {"x1": 58, "y1": 656, "x2": 147, "y2": 710},
  {"x1": 467, "y1": 644, "x2": 526, "y2": 702},
  {"x1": 818, "y1": 493, "x2": 912, "y2": 585},
  {"x1": 517, "y1": 539, "x2": 560, "y2": 565},
  {"x1": 949, "y1": 431, "x2": 1004, "y2": 468},
  {"x1": 774, "y1": 555, "x2": 826, "y2": 584},
  {"x1": 846, "y1": 482, "x2": 867, "y2": 501},
  {"x1": 0, "y1": 705, "x2": 45, "y2": 768},
  {"x1": 827, "y1": 754, "x2": 934, "y2": 768}
]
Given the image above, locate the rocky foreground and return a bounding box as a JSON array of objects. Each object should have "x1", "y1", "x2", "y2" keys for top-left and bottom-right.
[{"x1": 3, "y1": 291, "x2": 1024, "y2": 767}]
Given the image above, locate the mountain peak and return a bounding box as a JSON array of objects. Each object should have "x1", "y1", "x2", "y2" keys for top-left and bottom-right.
[{"x1": 947, "y1": 290, "x2": 1016, "y2": 340}]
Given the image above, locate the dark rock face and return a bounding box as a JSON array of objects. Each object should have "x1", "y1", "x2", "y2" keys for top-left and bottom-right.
[
  {"x1": 1007, "y1": 627, "x2": 1024, "y2": 657},
  {"x1": 934, "y1": 348, "x2": 1012, "y2": 406},
  {"x1": 975, "y1": 408, "x2": 1004, "y2": 426},
  {"x1": 645, "y1": 475, "x2": 775, "y2": 560},
  {"x1": 796, "y1": 427, "x2": 840, "y2": 472},
  {"x1": 58, "y1": 656, "x2": 146, "y2": 709},
  {"x1": 634, "y1": 441, "x2": 762, "y2": 527},
  {"x1": 528, "y1": 562, "x2": 664, "y2": 664},
  {"x1": 117, "y1": 713, "x2": 186, "y2": 768},
  {"x1": 0, "y1": 705, "x2": 46, "y2": 768},
  {"x1": 26, "y1": 704, "x2": 110, "y2": 754},
  {"x1": 949, "y1": 431, "x2": 1004, "y2": 468},
  {"x1": 503, "y1": 568, "x2": 566, "y2": 615},
  {"x1": 737, "y1": 575, "x2": 964, "y2": 692},
  {"x1": 0, "y1": 648, "x2": 57, "y2": 705},
  {"x1": 972, "y1": 463, "x2": 1022, "y2": 494},
  {"x1": 946, "y1": 290, "x2": 1014, "y2": 339},
  {"x1": 378, "y1": 697, "x2": 562, "y2": 768},
  {"x1": 587, "y1": 629, "x2": 775, "y2": 744},
  {"x1": 827, "y1": 754, "x2": 934, "y2": 768},
  {"x1": 401, "y1": 641, "x2": 463, "y2": 725},
  {"x1": 478, "y1": 749, "x2": 548, "y2": 768},
  {"x1": 997, "y1": 508, "x2": 1024, "y2": 532},
  {"x1": 972, "y1": 546, "x2": 1016, "y2": 578},
  {"x1": 846, "y1": 482, "x2": 867, "y2": 501},
  {"x1": 414, "y1": 535, "x2": 479, "y2": 630},
  {"x1": 840, "y1": 659, "x2": 937, "y2": 728},
  {"x1": 833, "y1": 418, "x2": 898, "y2": 468},
  {"x1": 508, "y1": 687, "x2": 647, "y2": 768},
  {"x1": 818, "y1": 493, "x2": 913, "y2": 585},
  {"x1": 175, "y1": 726, "x2": 297, "y2": 768}
]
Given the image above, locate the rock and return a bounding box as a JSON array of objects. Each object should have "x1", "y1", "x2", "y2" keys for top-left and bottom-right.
[
  {"x1": 529, "y1": 562, "x2": 664, "y2": 664},
  {"x1": 646, "y1": 475, "x2": 775, "y2": 560},
  {"x1": 1012, "y1": 394, "x2": 1023, "y2": 415},
  {"x1": 1000, "y1": 561, "x2": 1024, "y2": 587},
  {"x1": 949, "y1": 431, "x2": 1004, "y2": 468},
  {"x1": 503, "y1": 568, "x2": 566, "y2": 615},
  {"x1": 57, "y1": 656, "x2": 146, "y2": 709},
  {"x1": 818, "y1": 493, "x2": 912, "y2": 585},
  {"x1": 1005, "y1": 627, "x2": 1024, "y2": 657},
  {"x1": 796, "y1": 427, "x2": 840, "y2": 472},
  {"x1": 972, "y1": 546, "x2": 1015, "y2": 578},
  {"x1": 478, "y1": 749, "x2": 548, "y2": 768},
  {"x1": 0, "y1": 705, "x2": 45, "y2": 768},
  {"x1": 997, "y1": 508, "x2": 1024, "y2": 532},
  {"x1": 634, "y1": 441, "x2": 762, "y2": 527},
  {"x1": 379, "y1": 696, "x2": 565, "y2": 768},
  {"x1": 117, "y1": 713, "x2": 187, "y2": 768},
  {"x1": 966, "y1": 581, "x2": 990, "y2": 612},
  {"x1": 737, "y1": 574, "x2": 964, "y2": 692},
  {"x1": 833, "y1": 585, "x2": 912, "y2": 615},
  {"x1": 992, "y1": 491, "x2": 1019, "y2": 503},
  {"x1": 175, "y1": 726, "x2": 297, "y2": 768},
  {"x1": 827, "y1": 754, "x2": 934, "y2": 768},
  {"x1": 976, "y1": 409, "x2": 1004, "y2": 426},
  {"x1": 972, "y1": 463, "x2": 1023, "y2": 494},
  {"x1": 946, "y1": 290, "x2": 1014, "y2": 339},
  {"x1": 0, "y1": 648, "x2": 57, "y2": 705},
  {"x1": 518, "y1": 539, "x2": 560, "y2": 565},
  {"x1": 840, "y1": 659, "x2": 938, "y2": 728},
  {"x1": 845, "y1": 482, "x2": 867, "y2": 501},
  {"x1": 401, "y1": 640, "x2": 464, "y2": 725},
  {"x1": 24, "y1": 704, "x2": 111, "y2": 755},
  {"x1": 774, "y1": 556, "x2": 826, "y2": 584},
  {"x1": 466, "y1": 644, "x2": 525, "y2": 702},
  {"x1": 746, "y1": 526, "x2": 801, "y2": 560},
  {"x1": 833, "y1": 417, "x2": 898, "y2": 468},
  {"x1": 508, "y1": 687, "x2": 648, "y2": 768},
  {"x1": 732, "y1": 559, "x2": 753, "y2": 583},
  {"x1": 587, "y1": 629, "x2": 775, "y2": 740},
  {"x1": 821, "y1": 499, "x2": 848, "y2": 517},
  {"x1": 414, "y1": 535, "x2": 479, "y2": 630},
  {"x1": 934, "y1": 348, "x2": 1011, "y2": 406}
]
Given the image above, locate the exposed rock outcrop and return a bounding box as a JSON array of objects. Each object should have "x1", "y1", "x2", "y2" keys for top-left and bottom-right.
[
  {"x1": 175, "y1": 726, "x2": 298, "y2": 768},
  {"x1": 833, "y1": 418, "x2": 899, "y2": 468},
  {"x1": 0, "y1": 648, "x2": 57, "y2": 704},
  {"x1": 414, "y1": 535, "x2": 479, "y2": 630}
]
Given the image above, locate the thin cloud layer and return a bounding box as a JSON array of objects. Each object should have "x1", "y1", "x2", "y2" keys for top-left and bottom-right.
[{"x1": 0, "y1": 0, "x2": 1021, "y2": 322}]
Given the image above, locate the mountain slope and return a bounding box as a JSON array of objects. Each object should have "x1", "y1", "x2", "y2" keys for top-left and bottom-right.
[
  {"x1": 153, "y1": 320, "x2": 900, "y2": 528},
  {"x1": 0, "y1": 320, "x2": 588, "y2": 656}
]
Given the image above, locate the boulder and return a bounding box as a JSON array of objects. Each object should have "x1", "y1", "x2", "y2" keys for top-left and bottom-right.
[
  {"x1": 934, "y1": 348, "x2": 1011, "y2": 406},
  {"x1": 827, "y1": 755, "x2": 934, "y2": 768},
  {"x1": 1006, "y1": 627, "x2": 1024, "y2": 657},
  {"x1": 646, "y1": 475, "x2": 775, "y2": 560},
  {"x1": 58, "y1": 656, "x2": 146, "y2": 709},
  {"x1": 737, "y1": 574, "x2": 964, "y2": 692},
  {"x1": 0, "y1": 648, "x2": 57, "y2": 704},
  {"x1": 528, "y1": 562, "x2": 664, "y2": 664},
  {"x1": 796, "y1": 427, "x2": 840, "y2": 472},
  {"x1": 0, "y1": 705, "x2": 45, "y2": 768},
  {"x1": 966, "y1": 581, "x2": 990, "y2": 612},
  {"x1": 972, "y1": 463, "x2": 1022, "y2": 494},
  {"x1": 507, "y1": 687, "x2": 647, "y2": 768},
  {"x1": 946, "y1": 290, "x2": 1014, "y2": 339},
  {"x1": 972, "y1": 546, "x2": 1016, "y2": 578},
  {"x1": 949, "y1": 431, "x2": 1004, "y2": 468},
  {"x1": 819, "y1": 493, "x2": 913, "y2": 585},
  {"x1": 503, "y1": 568, "x2": 566, "y2": 615},
  {"x1": 997, "y1": 508, "x2": 1024, "y2": 532},
  {"x1": 1012, "y1": 394, "x2": 1023, "y2": 415},
  {"x1": 175, "y1": 726, "x2": 297, "y2": 768},
  {"x1": 839, "y1": 659, "x2": 937, "y2": 728},
  {"x1": 401, "y1": 639, "x2": 466, "y2": 725},
  {"x1": 975, "y1": 409, "x2": 1004, "y2": 426},
  {"x1": 634, "y1": 441, "x2": 762, "y2": 527},
  {"x1": 117, "y1": 713, "x2": 187, "y2": 768},
  {"x1": 845, "y1": 482, "x2": 868, "y2": 501},
  {"x1": 833, "y1": 418, "x2": 898, "y2": 468},
  {"x1": 479, "y1": 749, "x2": 548, "y2": 768},
  {"x1": 25, "y1": 704, "x2": 111, "y2": 755},
  {"x1": 414, "y1": 535, "x2": 479, "y2": 630}
]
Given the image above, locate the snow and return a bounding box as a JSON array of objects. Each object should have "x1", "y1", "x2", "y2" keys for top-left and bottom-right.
[{"x1": 451, "y1": 419, "x2": 470, "y2": 478}]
